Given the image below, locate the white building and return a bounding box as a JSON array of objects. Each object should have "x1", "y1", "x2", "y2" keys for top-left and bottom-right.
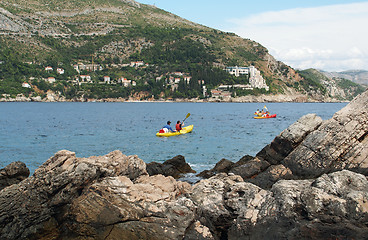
[
  {"x1": 130, "y1": 61, "x2": 145, "y2": 67},
  {"x1": 57, "y1": 68, "x2": 64, "y2": 74},
  {"x1": 22, "y1": 82, "x2": 31, "y2": 88},
  {"x1": 80, "y1": 75, "x2": 92, "y2": 83},
  {"x1": 248, "y1": 66, "x2": 269, "y2": 91},
  {"x1": 225, "y1": 66, "x2": 249, "y2": 77},
  {"x1": 104, "y1": 76, "x2": 111, "y2": 84},
  {"x1": 47, "y1": 77, "x2": 56, "y2": 83},
  {"x1": 184, "y1": 76, "x2": 191, "y2": 84},
  {"x1": 225, "y1": 66, "x2": 269, "y2": 91}
]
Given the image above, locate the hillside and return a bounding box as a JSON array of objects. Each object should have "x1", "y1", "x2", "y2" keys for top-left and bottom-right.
[
  {"x1": 321, "y1": 70, "x2": 368, "y2": 86},
  {"x1": 0, "y1": 0, "x2": 364, "y2": 101},
  {"x1": 297, "y1": 69, "x2": 366, "y2": 101}
]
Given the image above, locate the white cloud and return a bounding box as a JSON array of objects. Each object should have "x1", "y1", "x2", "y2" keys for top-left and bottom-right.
[{"x1": 227, "y1": 2, "x2": 368, "y2": 71}]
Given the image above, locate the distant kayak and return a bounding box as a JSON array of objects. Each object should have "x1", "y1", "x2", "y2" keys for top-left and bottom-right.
[
  {"x1": 254, "y1": 114, "x2": 277, "y2": 119},
  {"x1": 156, "y1": 125, "x2": 194, "y2": 137}
]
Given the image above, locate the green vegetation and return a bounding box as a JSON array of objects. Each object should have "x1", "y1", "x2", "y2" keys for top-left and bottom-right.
[{"x1": 296, "y1": 69, "x2": 327, "y2": 95}]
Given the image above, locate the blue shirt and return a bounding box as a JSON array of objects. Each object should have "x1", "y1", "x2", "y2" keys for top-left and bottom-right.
[{"x1": 163, "y1": 124, "x2": 174, "y2": 132}]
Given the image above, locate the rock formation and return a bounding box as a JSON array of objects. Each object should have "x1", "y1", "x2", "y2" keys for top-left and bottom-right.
[
  {"x1": 192, "y1": 171, "x2": 368, "y2": 240},
  {"x1": 1, "y1": 90, "x2": 367, "y2": 239},
  {"x1": 0, "y1": 161, "x2": 29, "y2": 191},
  {"x1": 146, "y1": 155, "x2": 196, "y2": 179}
]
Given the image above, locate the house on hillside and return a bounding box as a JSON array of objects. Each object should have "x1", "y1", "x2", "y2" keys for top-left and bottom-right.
[
  {"x1": 130, "y1": 61, "x2": 145, "y2": 67},
  {"x1": 198, "y1": 80, "x2": 205, "y2": 85},
  {"x1": 57, "y1": 68, "x2": 64, "y2": 74},
  {"x1": 22, "y1": 82, "x2": 31, "y2": 88},
  {"x1": 79, "y1": 75, "x2": 92, "y2": 83},
  {"x1": 47, "y1": 77, "x2": 56, "y2": 83},
  {"x1": 184, "y1": 76, "x2": 191, "y2": 84},
  {"x1": 119, "y1": 77, "x2": 132, "y2": 87},
  {"x1": 45, "y1": 66, "x2": 53, "y2": 71},
  {"x1": 172, "y1": 72, "x2": 184, "y2": 76},
  {"x1": 103, "y1": 76, "x2": 111, "y2": 84}
]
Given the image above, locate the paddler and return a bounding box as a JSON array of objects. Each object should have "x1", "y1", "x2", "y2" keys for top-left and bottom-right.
[
  {"x1": 176, "y1": 120, "x2": 184, "y2": 131},
  {"x1": 162, "y1": 121, "x2": 176, "y2": 133}
]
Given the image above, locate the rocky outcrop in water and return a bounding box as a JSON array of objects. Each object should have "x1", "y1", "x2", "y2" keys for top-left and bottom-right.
[
  {"x1": 146, "y1": 155, "x2": 196, "y2": 179},
  {"x1": 1, "y1": 90, "x2": 368, "y2": 239}
]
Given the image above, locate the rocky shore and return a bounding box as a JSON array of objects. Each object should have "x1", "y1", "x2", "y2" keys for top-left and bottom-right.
[
  {"x1": 1, "y1": 90, "x2": 367, "y2": 239},
  {"x1": 0, "y1": 91, "x2": 346, "y2": 103}
]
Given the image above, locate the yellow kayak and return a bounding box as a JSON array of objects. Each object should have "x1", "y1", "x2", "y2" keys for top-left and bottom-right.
[{"x1": 156, "y1": 125, "x2": 194, "y2": 137}]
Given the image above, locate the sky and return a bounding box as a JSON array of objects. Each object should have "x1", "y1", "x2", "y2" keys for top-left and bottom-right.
[{"x1": 136, "y1": 0, "x2": 368, "y2": 72}]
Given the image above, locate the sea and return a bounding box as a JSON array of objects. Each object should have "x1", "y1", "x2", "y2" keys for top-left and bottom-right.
[{"x1": 0, "y1": 102, "x2": 347, "y2": 175}]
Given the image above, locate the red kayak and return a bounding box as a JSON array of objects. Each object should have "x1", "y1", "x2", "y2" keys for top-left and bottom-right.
[{"x1": 254, "y1": 114, "x2": 277, "y2": 119}]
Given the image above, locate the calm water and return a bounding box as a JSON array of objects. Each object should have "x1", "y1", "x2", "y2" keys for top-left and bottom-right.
[{"x1": 0, "y1": 102, "x2": 347, "y2": 174}]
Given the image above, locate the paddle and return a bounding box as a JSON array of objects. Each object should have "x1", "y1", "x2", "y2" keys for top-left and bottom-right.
[{"x1": 182, "y1": 113, "x2": 191, "y2": 123}]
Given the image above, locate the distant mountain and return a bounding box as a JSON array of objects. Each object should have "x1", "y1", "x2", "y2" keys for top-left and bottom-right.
[
  {"x1": 297, "y1": 69, "x2": 366, "y2": 101},
  {"x1": 0, "y1": 0, "x2": 365, "y2": 101},
  {"x1": 321, "y1": 70, "x2": 368, "y2": 86}
]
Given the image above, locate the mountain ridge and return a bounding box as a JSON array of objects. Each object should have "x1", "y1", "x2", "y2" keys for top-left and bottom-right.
[{"x1": 320, "y1": 69, "x2": 368, "y2": 86}]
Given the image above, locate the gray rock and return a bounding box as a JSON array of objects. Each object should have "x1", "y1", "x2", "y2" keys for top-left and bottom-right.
[
  {"x1": 0, "y1": 161, "x2": 29, "y2": 191},
  {"x1": 227, "y1": 170, "x2": 368, "y2": 239},
  {"x1": 0, "y1": 150, "x2": 150, "y2": 239},
  {"x1": 247, "y1": 164, "x2": 293, "y2": 189},
  {"x1": 146, "y1": 155, "x2": 196, "y2": 179},
  {"x1": 197, "y1": 158, "x2": 234, "y2": 178},
  {"x1": 257, "y1": 113, "x2": 323, "y2": 165},
  {"x1": 230, "y1": 157, "x2": 270, "y2": 179},
  {"x1": 283, "y1": 90, "x2": 368, "y2": 178},
  {"x1": 197, "y1": 155, "x2": 254, "y2": 179}
]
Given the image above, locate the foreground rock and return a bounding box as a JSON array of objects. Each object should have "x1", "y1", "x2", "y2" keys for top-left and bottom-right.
[
  {"x1": 191, "y1": 170, "x2": 368, "y2": 240},
  {"x1": 282, "y1": 91, "x2": 368, "y2": 178},
  {"x1": 0, "y1": 150, "x2": 199, "y2": 239},
  {"x1": 2, "y1": 153, "x2": 368, "y2": 239},
  {"x1": 0, "y1": 161, "x2": 29, "y2": 191}
]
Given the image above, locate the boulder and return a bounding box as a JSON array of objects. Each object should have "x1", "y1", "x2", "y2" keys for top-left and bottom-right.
[
  {"x1": 283, "y1": 90, "x2": 368, "y2": 178},
  {"x1": 0, "y1": 150, "x2": 182, "y2": 240},
  {"x1": 247, "y1": 164, "x2": 293, "y2": 189},
  {"x1": 0, "y1": 161, "x2": 30, "y2": 191},
  {"x1": 197, "y1": 155, "x2": 254, "y2": 179},
  {"x1": 230, "y1": 157, "x2": 270, "y2": 179},
  {"x1": 256, "y1": 113, "x2": 323, "y2": 165},
  {"x1": 191, "y1": 173, "x2": 244, "y2": 239},
  {"x1": 227, "y1": 170, "x2": 368, "y2": 239},
  {"x1": 197, "y1": 158, "x2": 234, "y2": 178},
  {"x1": 65, "y1": 174, "x2": 194, "y2": 239},
  {"x1": 146, "y1": 155, "x2": 196, "y2": 179},
  {"x1": 191, "y1": 170, "x2": 368, "y2": 239}
]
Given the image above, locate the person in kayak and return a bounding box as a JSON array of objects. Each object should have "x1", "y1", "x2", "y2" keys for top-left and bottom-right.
[
  {"x1": 176, "y1": 120, "x2": 184, "y2": 131},
  {"x1": 162, "y1": 121, "x2": 175, "y2": 133}
]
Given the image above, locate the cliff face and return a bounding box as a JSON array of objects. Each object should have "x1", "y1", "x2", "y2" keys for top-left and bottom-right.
[{"x1": 1, "y1": 90, "x2": 368, "y2": 239}]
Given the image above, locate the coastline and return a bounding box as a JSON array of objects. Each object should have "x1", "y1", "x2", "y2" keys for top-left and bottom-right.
[{"x1": 0, "y1": 93, "x2": 348, "y2": 103}]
